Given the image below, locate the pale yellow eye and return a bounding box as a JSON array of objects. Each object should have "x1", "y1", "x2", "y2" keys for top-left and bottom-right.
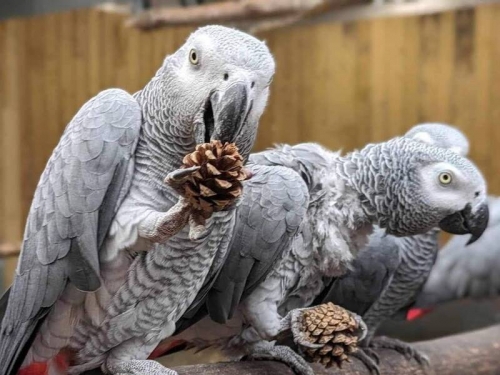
[
  {"x1": 189, "y1": 49, "x2": 199, "y2": 65},
  {"x1": 439, "y1": 172, "x2": 452, "y2": 185}
]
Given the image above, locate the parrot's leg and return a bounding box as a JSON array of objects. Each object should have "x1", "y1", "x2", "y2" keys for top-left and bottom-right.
[
  {"x1": 139, "y1": 198, "x2": 192, "y2": 242},
  {"x1": 244, "y1": 340, "x2": 315, "y2": 375},
  {"x1": 139, "y1": 166, "x2": 204, "y2": 243},
  {"x1": 139, "y1": 167, "x2": 206, "y2": 243},
  {"x1": 369, "y1": 336, "x2": 430, "y2": 365},
  {"x1": 105, "y1": 360, "x2": 178, "y2": 375},
  {"x1": 103, "y1": 333, "x2": 179, "y2": 375}
]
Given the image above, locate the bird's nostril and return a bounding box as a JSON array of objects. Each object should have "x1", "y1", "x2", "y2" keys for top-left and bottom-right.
[
  {"x1": 224, "y1": 73, "x2": 229, "y2": 81},
  {"x1": 251, "y1": 81, "x2": 255, "y2": 88},
  {"x1": 475, "y1": 191, "x2": 480, "y2": 198}
]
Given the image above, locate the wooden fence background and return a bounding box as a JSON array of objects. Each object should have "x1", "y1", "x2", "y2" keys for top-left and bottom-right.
[{"x1": 1, "y1": 3, "x2": 500, "y2": 285}]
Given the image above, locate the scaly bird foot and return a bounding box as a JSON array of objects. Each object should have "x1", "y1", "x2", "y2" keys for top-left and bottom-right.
[
  {"x1": 243, "y1": 340, "x2": 315, "y2": 375},
  {"x1": 279, "y1": 307, "x2": 324, "y2": 350},
  {"x1": 351, "y1": 348, "x2": 381, "y2": 375},
  {"x1": 369, "y1": 336, "x2": 430, "y2": 366},
  {"x1": 104, "y1": 360, "x2": 178, "y2": 375}
]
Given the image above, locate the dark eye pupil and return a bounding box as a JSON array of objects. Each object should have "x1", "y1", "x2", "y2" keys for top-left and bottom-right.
[{"x1": 191, "y1": 52, "x2": 196, "y2": 60}]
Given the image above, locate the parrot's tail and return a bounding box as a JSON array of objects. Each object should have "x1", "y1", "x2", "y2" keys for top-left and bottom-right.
[
  {"x1": 406, "y1": 307, "x2": 433, "y2": 321},
  {"x1": 148, "y1": 339, "x2": 189, "y2": 359},
  {"x1": 17, "y1": 352, "x2": 69, "y2": 375}
]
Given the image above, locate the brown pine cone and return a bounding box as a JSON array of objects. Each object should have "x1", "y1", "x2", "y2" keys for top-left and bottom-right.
[
  {"x1": 180, "y1": 140, "x2": 250, "y2": 224},
  {"x1": 300, "y1": 303, "x2": 359, "y2": 368}
]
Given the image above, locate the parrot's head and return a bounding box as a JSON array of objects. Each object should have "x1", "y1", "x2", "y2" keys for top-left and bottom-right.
[
  {"x1": 157, "y1": 25, "x2": 275, "y2": 160},
  {"x1": 405, "y1": 122, "x2": 470, "y2": 157},
  {"x1": 341, "y1": 137, "x2": 488, "y2": 243}
]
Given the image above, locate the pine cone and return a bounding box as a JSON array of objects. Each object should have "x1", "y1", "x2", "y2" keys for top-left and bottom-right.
[
  {"x1": 180, "y1": 140, "x2": 249, "y2": 224},
  {"x1": 300, "y1": 303, "x2": 359, "y2": 368}
]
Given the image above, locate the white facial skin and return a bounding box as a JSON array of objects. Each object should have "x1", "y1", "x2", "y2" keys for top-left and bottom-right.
[
  {"x1": 419, "y1": 162, "x2": 487, "y2": 215},
  {"x1": 164, "y1": 27, "x2": 275, "y2": 151}
]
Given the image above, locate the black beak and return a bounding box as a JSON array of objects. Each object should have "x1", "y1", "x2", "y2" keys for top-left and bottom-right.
[
  {"x1": 438, "y1": 203, "x2": 489, "y2": 245},
  {"x1": 210, "y1": 82, "x2": 249, "y2": 143}
]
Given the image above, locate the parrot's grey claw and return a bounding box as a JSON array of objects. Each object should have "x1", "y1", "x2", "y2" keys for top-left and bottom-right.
[
  {"x1": 288, "y1": 307, "x2": 324, "y2": 350},
  {"x1": 164, "y1": 166, "x2": 200, "y2": 186},
  {"x1": 370, "y1": 336, "x2": 430, "y2": 366},
  {"x1": 351, "y1": 312, "x2": 368, "y2": 341},
  {"x1": 363, "y1": 347, "x2": 380, "y2": 364},
  {"x1": 351, "y1": 349, "x2": 381, "y2": 375},
  {"x1": 244, "y1": 341, "x2": 315, "y2": 375}
]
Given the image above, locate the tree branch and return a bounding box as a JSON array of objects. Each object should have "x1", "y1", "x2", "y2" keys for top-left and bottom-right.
[
  {"x1": 82, "y1": 323, "x2": 500, "y2": 374},
  {"x1": 125, "y1": 0, "x2": 368, "y2": 30}
]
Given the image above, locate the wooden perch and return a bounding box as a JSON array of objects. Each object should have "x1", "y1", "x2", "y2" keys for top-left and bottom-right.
[
  {"x1": 126, "y1": 0, "x2": 368, "y2": 30},
  {"x1": 82, "y1": 323, "x2": 500, "y2": 375},
  {"x1": 0, "y1": 241, "x2": 20, "y2": 259}
]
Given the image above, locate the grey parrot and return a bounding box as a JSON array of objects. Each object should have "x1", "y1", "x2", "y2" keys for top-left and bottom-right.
[
  {"x1": 153, "y1": 133, "x2": 489, "y2": 375},
  {"x1": 315, "y1": 123, "x2": 477, "y2": 373},
  {"x1": 0, "y1": 26, "x2": 275, "y2": 375},
  {"x1": 412, "y1": 195, "x2": 500, "y2": 308}
]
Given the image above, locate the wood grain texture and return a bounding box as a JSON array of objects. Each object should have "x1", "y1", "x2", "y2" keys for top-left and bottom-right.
[
  {"x1": 80, "y1": 323, "x2": 500, "y2": 375},
  {"x1": 1, "y1": 4, "x2": 500, "y2": 286}
]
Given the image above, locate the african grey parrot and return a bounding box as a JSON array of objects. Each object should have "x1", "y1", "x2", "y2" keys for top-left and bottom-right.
[
  {"x1": 0, "y1": 25, "x2": 275, "y2": 375},
  {"x1": 153, "y1": 133, "x2": 489, "y2": 375},
  {"x1": 412, "y1": 195, "x2": 500, "y2": 308},
  {"x1": 315, "y1": 123, "x2": 480, "y2": 374}
]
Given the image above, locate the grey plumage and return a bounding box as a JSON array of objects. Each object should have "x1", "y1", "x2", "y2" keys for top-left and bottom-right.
[
  {"x1": 205, "y1": 164, "x2": 310, "y2": 324},
  {"x1": 316, "y1": 123, "x2": 476, "y2": 373},
  {"x1": 0, "y1": 25, "x2": 275, "y2": 375},
  {"x1": 0, "y1": 90, "x2": 141, "y2": 375},
  {"x1": 317, "y1": 228, "x2": 439, "y2": 338},
  {"x1": 164, "y1": 135, "x2": 488, "y2": 375}
]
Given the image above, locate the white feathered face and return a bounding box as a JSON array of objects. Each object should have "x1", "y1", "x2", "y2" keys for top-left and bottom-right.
[{"x1": 165, "y1": 26, "x2": 275, "y2": 159}]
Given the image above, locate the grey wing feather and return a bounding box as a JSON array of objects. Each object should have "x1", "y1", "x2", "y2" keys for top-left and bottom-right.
[
  {"x1": 316, "y1": 229, "x2": 401, "y2": 316},
  {"x1": 0, "y1": 89, "x2": 141, "y2": 375},
  {"x1": 205, "y1": 164, "x2": 309, "y2": 324},
  {"x1": 415, "y1": 196, "x2": 500, "y2": 307}
]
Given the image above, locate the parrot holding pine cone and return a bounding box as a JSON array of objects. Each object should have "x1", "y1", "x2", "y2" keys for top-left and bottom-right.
[{"x1": 0, "y1": 25, "x2": 275, "y2": 375}]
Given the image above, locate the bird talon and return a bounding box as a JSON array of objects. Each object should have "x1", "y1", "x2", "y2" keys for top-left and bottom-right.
[
  {"x1": 288, "y1": 308, "x2": 325, "y2": 350},
  {"x1": 164, "y1": 166, "x2": 200, "y2": 186}
]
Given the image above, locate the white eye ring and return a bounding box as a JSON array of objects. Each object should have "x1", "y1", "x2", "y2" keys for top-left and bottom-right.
[
  {"x1": 189, "y1": 49, "x2": 199, "y2": 65},
  {"x1": 439, "y1": 172, "x2": 452, "y2": 185}
]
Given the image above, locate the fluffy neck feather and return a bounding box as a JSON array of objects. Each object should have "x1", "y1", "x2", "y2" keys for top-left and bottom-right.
[{"x1": 305, "y1": 151, "x2": 374, "y2": 277}]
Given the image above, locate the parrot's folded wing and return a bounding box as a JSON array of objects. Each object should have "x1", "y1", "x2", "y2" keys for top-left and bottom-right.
[
  {"x1": 315, "y1": 230, "x2": 402, "y2": 316},
  {"x1": 175, "y1": 165, "x2": 309, "y2": 332},
  {"x1": 206, "y1": 165, "x2": 309, "y2": 324},
  {"x1": 0, "y1": 89, "x2": 141, "y2": 375}
]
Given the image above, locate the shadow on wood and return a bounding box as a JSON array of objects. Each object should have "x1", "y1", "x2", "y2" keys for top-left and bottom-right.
[{"x1": 83, "y1": 323, "x2": 500, "y2": 375}]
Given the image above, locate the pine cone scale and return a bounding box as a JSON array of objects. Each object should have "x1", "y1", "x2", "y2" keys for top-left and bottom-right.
[
  {"x1": 299, "y1": 303, "x2": 359, "y2": 368},
  {"x1": 178, "y1": 140, "x2": 250, "y2": 220}
]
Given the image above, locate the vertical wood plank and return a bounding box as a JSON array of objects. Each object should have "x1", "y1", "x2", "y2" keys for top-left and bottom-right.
[
  {"x1": 0, "y1": 3, "x2": 500, "y2": 281},
  {"x1": 1, "y1": 19, "x2": 26, "y2": 284}
]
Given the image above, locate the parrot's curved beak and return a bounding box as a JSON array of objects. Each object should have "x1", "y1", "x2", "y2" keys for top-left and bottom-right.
[
  {"x1": 210, "y1": 82, "x2": 250, "y2": 143},
  {"x1": 438, "y1": 202, "x2": 489, "y2": 245}
]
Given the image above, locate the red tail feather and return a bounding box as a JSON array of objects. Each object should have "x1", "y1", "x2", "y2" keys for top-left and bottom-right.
[
  {"x1": 148, "y1": 339, "x2": 188, "y2": 360},
  {"x1": 18, "y1": 352, "x2": 69, "y2": 375},
  {"x1": 406, "y1": 307, "x2": 433, "y2": 321}
]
